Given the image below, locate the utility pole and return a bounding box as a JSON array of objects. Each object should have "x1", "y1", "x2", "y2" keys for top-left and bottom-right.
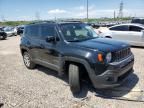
[
  {"x1": 35, "y1": 11, "x2": 40, "y2": 21},
  {"x1": 118, "y1": 1, "x2": 124, "y2": 18},
  {"x1": 114, "y1": 11, "x2": 116, "y2": 20},
  {"x1": 87, "y1": 0, "x2": 89, "y2": 22},
  {"x1": 1, "y1": 15, "x2": 6, "y2": 22},
  {"x1": 55, "y1": 16, "x2": 57, "y2": 22}
]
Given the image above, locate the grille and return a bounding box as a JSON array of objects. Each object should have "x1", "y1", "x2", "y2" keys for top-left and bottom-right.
[{"x1": 112, "y1": 48, "x2": 131, "y2": 62}]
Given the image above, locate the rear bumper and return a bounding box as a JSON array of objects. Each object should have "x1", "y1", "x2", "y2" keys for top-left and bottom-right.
[{"x1": 89, "y1": 54, "x2": 134, "y2": 89}]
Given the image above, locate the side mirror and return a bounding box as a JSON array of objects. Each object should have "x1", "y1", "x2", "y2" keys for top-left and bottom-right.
[
  {"x1": 46, "y1": 36, "x2": 55, "y2": 43},
  {"x1": 46, "y1": 36, "x2": 60, "y2": 43}
]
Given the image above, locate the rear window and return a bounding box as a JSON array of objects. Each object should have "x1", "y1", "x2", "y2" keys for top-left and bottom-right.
[
  {"x1": 24, "y1": 25, "x2": 40, "y2": 37},
  {"x1": 129, "y1": 26, "x2": 143, "y2": 32}
]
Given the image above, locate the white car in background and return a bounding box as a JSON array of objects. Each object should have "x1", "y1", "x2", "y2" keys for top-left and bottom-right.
[
  {"x1": 3, "y1": 27, "x2": 17, "y2": 37},
  {"x1": 98, "y1": 23, "x2": 144, "y2": 47}
]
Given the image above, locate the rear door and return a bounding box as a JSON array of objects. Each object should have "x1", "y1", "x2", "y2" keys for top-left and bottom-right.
[
  {"x1": 128, "y1": 25, "x2": 143, "y2": 45},
  {"x1": 25, "y1": 25, "x2": 41, "y2": 60}
]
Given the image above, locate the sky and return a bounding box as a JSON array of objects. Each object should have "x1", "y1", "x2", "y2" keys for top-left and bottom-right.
[{"x1": 0, "y1": 0, "x2": 144, "y2": 21}]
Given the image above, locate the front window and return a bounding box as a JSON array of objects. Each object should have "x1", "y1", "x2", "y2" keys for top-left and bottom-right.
[
  {"x1": 110, "y1": 25, "x2": 129, "y2": 31},
  {"x1": 40, "y1": 25, "x2": 57, "y2": 38},
  {"x1": 60, "y1": 23, "x2": 98, "y2": 42},
  {"x1": 4, "y1": 27, "x2": 11, "y2": 32}
]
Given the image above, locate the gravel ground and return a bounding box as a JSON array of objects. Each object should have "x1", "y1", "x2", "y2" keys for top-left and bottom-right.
[{"x1": 0, "y1": 36, "x2": 144, "y2": 108}]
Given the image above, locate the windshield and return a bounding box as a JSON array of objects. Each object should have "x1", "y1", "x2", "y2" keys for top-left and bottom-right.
[
  {"x1": 4, "y1": 27, "x2": 11, "y2": 31},
  {"x1": 60, "y1": 23, "x2": 98, "y2": 42},
  {"x1": 0, "y1": 28, "x2": 3, "y2": 31}
]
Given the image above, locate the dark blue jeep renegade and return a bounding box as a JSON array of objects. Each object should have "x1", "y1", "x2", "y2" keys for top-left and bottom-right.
[{"x1": 20, "y1": 21, "x2": 134, "y2": 93}]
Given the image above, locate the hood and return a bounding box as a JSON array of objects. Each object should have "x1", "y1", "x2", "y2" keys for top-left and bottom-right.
[{"x1": 70, "y1": 38, "x2": 129, "y2": 52}]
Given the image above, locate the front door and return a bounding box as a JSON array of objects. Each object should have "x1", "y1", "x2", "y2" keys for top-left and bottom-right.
[
  {"x1": 110, "y1": 25, "x2": 130, "y2": 42},
  {"x1": 38, "y1": 24, "x2": 61, "y2": 71}
]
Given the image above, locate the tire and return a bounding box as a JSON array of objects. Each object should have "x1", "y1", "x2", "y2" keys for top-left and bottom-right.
[
  {"x1": 12, "y1": 33, "x2": 15, "y2": 36},
  {"x1": 1, "y1": 35, "x2": 7, "y2": 40},
  {"x1": 23, "y1": 52, "x2": 36, "y2": 69},
  {"x1": 69, "y1": 64, "x2": 80, "y2": 93}
]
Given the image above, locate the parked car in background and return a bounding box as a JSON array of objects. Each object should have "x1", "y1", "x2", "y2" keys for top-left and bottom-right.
[
  {"x1": 0, "y1": 27, "x2": 7, "y2": 40},
  {"x1": 131, "y1": 18, "x2": 144, "y2": 25},
  {"x1": 3, "y1": 27, "x2": 17, "y2": 37},
  {"x1": 17, "y1": 25, "x2": 24, "y2": 35},
  {"x1": 13, "y1": 27, "x2": 17, "y2": 35},
  {"x1": 98, "y1": 23, "x2": 144, "y2": 47}
]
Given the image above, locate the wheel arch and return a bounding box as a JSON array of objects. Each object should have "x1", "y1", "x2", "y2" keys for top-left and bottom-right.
[
  {"x1": 63, "y1": 56, "x2": 94, "y2": 81},
  {"x1": 20, "y1": 47, "x2": 29, "y2": 55},
  {"x1": 63, "y1": 56, "x2": 97, "y2": 85}
]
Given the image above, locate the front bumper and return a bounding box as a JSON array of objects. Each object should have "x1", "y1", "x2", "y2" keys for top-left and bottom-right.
[{"x1": 90, "y1": 54, "x2": 134, "y2": 89}]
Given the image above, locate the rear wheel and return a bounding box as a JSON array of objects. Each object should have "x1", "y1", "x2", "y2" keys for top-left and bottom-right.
[
  {"x1": 69, "y1": 64, "x2": 80, "y2": 93},
  {"x1": 23, "y1": 52, "x2": 36, "y2": 69},
  {"x1": 1, "y1": 35, "x2": 7, "y2": 40}
]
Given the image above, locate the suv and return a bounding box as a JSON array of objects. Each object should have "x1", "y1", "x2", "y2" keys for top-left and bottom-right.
[
  {"x1": 20, "y1": 21, "x2": 134, "y2": 93},
  {"x1": 131, "y1": 18, "x2": 144, "y2": 25}
]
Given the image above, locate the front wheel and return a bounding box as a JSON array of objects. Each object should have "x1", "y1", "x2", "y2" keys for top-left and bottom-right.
[
  {"x1": 69, "y1": 64, "x2": 80, "y2": 93},
  {"x1": 23, "y1": 52, "x2": 36, "y2": 69}
]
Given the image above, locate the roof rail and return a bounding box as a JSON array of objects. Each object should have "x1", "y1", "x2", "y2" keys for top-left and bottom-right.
[
  {"x1": 29, "y1": 20, "x2": 56, "y2": 25},
  {"x1": 57, "y1": 19, "x2": 82, "y2": 23},
  {"x1": 27, "y1": 20, "x2": 82, "y2": 25}
]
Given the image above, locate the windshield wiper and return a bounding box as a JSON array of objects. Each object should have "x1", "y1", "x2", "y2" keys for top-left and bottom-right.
[
  {"x1": 68, "y1": 40, "x2": 82, "y2": 42},
  {"x1": 68, "y1": 37, "x2": 98, "y2": 42},
  {"x1": 83, "y1": 37, "x2": 98, "y2": 40}
]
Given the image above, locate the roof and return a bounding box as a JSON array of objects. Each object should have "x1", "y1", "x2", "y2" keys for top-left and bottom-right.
[
  {"x1": 27, "y1": 20, "x2": 82, "y2": 26},
  {"x1": 110, "y1": 23, "x2": 144, "y2": 29}
]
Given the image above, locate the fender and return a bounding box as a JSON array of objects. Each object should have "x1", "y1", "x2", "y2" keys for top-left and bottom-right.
[
  {"x1": 20, "y1": 45, "x2": 31, "y2": 54},
  {"x1": 63, "y1": 56, "x2": 97, "y2": 85}
]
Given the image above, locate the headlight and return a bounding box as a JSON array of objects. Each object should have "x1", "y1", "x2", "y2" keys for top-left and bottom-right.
[{"x1": 106, "y1": 52, "x2": 112, "y2": 63}]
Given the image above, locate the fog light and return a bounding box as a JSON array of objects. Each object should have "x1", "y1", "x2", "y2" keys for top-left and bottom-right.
[{"x1": 106, "y1": 76, "x2": 115, "y2": 82}]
